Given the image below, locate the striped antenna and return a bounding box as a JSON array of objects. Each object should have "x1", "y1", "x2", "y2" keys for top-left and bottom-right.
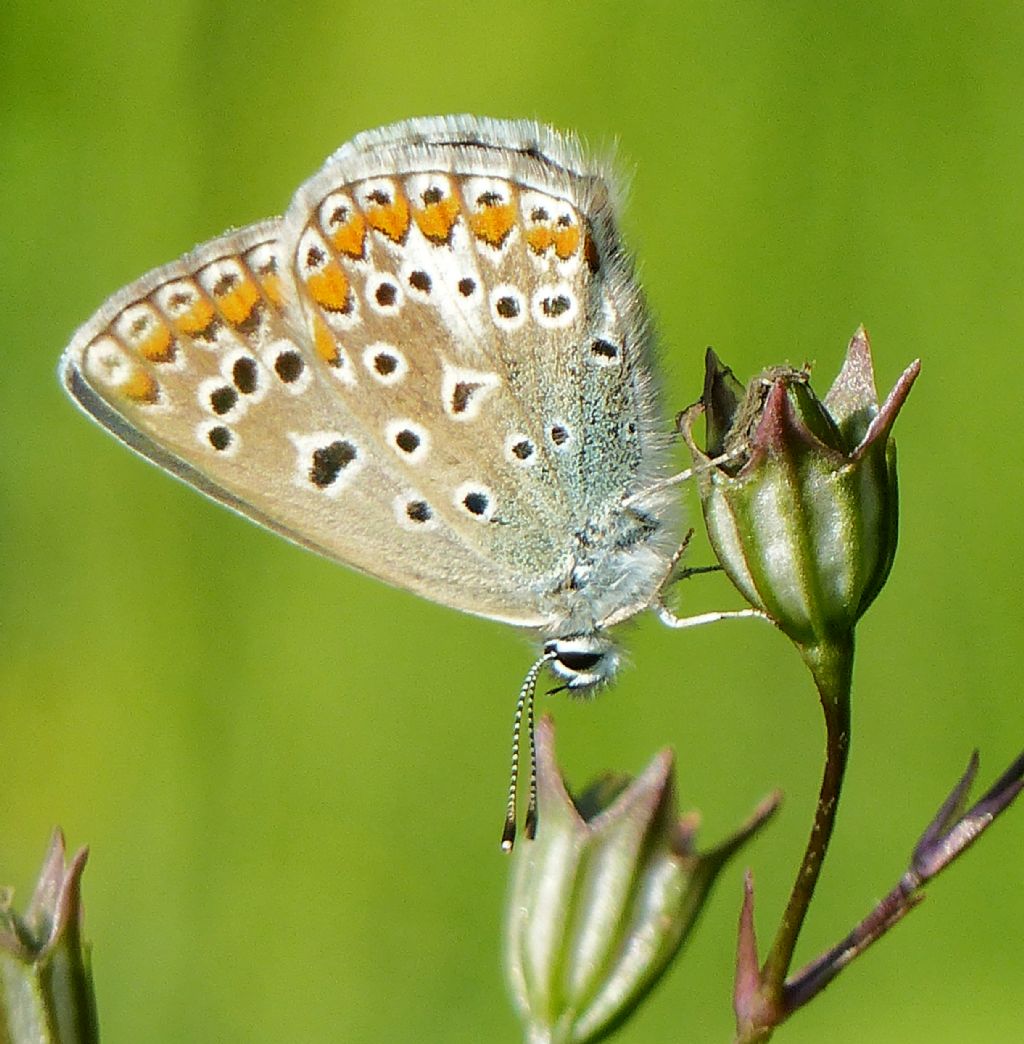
[{"x1": 501, "y1": 650, "x2": 557, "y2": 851}]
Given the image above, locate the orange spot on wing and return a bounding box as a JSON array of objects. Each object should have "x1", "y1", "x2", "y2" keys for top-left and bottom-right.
[
  {"x1": 414, "y1": 196, "x2": 461, "y2": 243},
  {"x1": 310, "y1": 314, "x2": 339, "y2": 365},
  {"x1": 122, "y1": 370, "x2": 160, "y2": 404},
  {"x1": 526, "y1": 226, "x2": 555, "y2": 254},
  {"x1": 553, "y1": 224, "x2": 581, "y2": 260},
  {"x1": 137, "y1": 322, "x2": 176, "y2": 363},
  {"x1": 215, "y1": 274, "x2": 262, "y2": 326},
  {"x1": 469, "y1": 203, "x2": 515, "y2": 247},
  {"x1": 256, "y1": 269, "x2": 285, "y2": 307},
  {"x1": 329, "y1": 211, "x2": 367, "y2": 259},
  {"x1": 366, "y1": 192, "x2": 411, "y2": 243},
  {"x1": 173, "y1": 296, "x2": 217, "y2": 336},
  {"x1": 527, "y1": 221, "x2": 580, "y2": 260},
  {"x1": 306, "y1": 262, "x2": 351, "y2": 314},
  {"x1": 246, "y1": 248, "x2": 286, "y2": 308}
]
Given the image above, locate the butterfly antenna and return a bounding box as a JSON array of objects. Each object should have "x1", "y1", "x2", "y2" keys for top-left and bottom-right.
[{"x1": 501, "y1": 650, "x2": 557, "y2": 852}]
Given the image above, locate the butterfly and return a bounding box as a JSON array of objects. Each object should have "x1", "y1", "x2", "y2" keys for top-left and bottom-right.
[{"x1": 60, "y1": 116, "x2": 752, "y2": 847}]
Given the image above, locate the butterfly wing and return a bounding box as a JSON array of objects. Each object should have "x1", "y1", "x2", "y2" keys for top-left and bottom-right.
[{"x1": 61, "y1": 117, "x2": 674, "y2": 632}]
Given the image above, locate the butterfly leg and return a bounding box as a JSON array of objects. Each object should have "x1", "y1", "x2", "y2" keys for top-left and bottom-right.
[
  {"x1": 653, "y1": 532, "x2": 771, "y2": 628},
  {"x1": 662, "y1": 528, "x2": 723, "y2": 586},
  {"x1": 622, "y1": 448, "x2": 746, "y2": 509},
  {"x1": 647, "y1": 529, "x2": 724, "y2": 605},
  {"x1": 655, "y1": 602, "x2": 769, "y2": 629}
]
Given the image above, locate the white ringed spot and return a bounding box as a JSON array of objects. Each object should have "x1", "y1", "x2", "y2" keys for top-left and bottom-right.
[
  {"x1": 385, "y1": 419, "x2": 430, "y2": 464},
  {"x1": 489, "y1": 285, "x2": 527, "y2": 331},
  {"x1": 113, "y1": 301, "x2": 184, "y2": 363},
  {"x1": 440, "y1": 363, "x2": 501, "y2": 421},
  {"x1": 504, "y1": 432, "x2": 538, "y2": 467},
  {"x1": 154, "y1": 279, "x2": 201, "y2": 321},
  {"x1": 400, "y1": 261, "x2": 434, "y2": 302},
  {"x1": 317, "y1": 191, "x2": 367, "y2": 260},
  {"x1": 197, "y1": 257, "x2": 247, "y2": 299},
  {"x1": 262, "y1": 338, "x2": 313, "y2": 394},
  {"x1": 531, "y1": 284, "x2": 578, "y2": 329},
  {"x1": 362, "y1": 343, "x2": 408, "y2": 385},
  {"x1": 366, "y1": 271, "x2": 404, "y2": 315},
  {"x1": 394, "y1": 493, "x2": 438, "y2": 531},
  {"x1": 289, "y1": 431, "x2": 363, "y2": 498},
  {"x1": 223, "y1": 349, "x2": 268, "y2": 404},
  {"x1": 245, "y1": 241, "x2": 282, "y2": 278},
  {"x1": 198, "y1": 375, "x2": 245, "y2": 421},
  {"x1": 82, "y1": 336, "x2": 132, "y2": 388},
  {"x1": 357, "y1": 178, "x2": 399, "y2": 210},
  {"x1": 405, "y1": 171, "x2": 454, "y2": 206},
  {"x1": 589, "y1": 337, "x2": 622, "y2": 367},
  {"x1": 197, "y1": 421, "x2": 239, "y2": 457},
  {"x1": 454, "y1": 481, "x2": 496, "y2": 521}
]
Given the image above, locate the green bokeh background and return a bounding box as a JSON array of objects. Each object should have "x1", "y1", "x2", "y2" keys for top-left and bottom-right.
[{"x1": 3, "y1": 3, "x2": 1022, "y2": 1041}]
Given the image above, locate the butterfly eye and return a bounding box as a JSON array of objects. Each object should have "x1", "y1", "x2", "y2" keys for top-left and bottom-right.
[
  {"x1": 554, "y1": 649, "x2": 603, "y2": 673},
  {"x1": 544, "y1": 637, "x2": 619, "y2": 691}
]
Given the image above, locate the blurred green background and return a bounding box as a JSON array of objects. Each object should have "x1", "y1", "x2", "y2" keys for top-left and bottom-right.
[{"x1": 3, "y1": 3, "x2": 1022, "y2": 1041}]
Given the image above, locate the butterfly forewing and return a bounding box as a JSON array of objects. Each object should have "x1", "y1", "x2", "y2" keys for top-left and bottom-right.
[{"x1": 284, "y1": 120, "x2": 667, "y2": 609}]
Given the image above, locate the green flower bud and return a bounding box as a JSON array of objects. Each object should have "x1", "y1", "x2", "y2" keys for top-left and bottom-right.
[
  {"x1": 679, "y1": 328, "x2": 920, "y2": 646},
  {"x1": 505, "y1": 717, "x2": 778, "y2": 1044},
  {"x1": 0, "y1": 831, "x2": 98, "y2": 1043}
]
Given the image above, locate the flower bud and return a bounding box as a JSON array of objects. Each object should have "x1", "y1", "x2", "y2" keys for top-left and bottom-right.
[
  {"x1": 679, "y1": 328, "x2": 919, "y2": 646},
  {"x1": 0, "y1": 831, "x2": 97, "y2": 1042},
  {"x1": 505, "y1": 717, "x2": 778, "y2": 1043}
]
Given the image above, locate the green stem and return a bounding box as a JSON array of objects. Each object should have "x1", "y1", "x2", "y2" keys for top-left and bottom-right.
[{"x1": 756, "y1": 633, "x2": 855, "y2": 1026}]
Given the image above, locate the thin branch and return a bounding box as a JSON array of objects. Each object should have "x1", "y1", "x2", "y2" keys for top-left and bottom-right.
[{"x1": 783, "y1": 748, "x2": 1024, "y2": 1011}]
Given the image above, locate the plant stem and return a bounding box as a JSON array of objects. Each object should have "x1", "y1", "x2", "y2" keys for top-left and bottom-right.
[
  {"x1": 783, "y1": 746, "x2": 1024, "y2": 1010},
  {"x1": 761, "y1": 633, "x2": 854, "y2": 1010}
]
